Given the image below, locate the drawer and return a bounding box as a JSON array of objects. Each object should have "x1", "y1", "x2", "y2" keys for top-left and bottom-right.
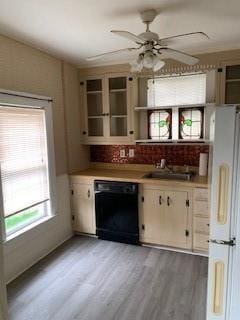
[
  {"x1": 193, "y1": 200, "x2": 209, "y2": 216},
  {"x1": 194, "y1": 188, "x2": 209, "y2": 201},
  {"x1": 194, "y1": 233, "x2": 209, "y2": 251},
  {"x1": 194, "y1": 217, "x2": 210, "y2": 234},
  {"x1": 71, "y1": 184, "x2": 93, "y2": 199}
]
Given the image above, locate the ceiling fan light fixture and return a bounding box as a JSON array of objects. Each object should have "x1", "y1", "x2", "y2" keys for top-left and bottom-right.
[
  {"x1": 153, "y1": 56, "x2": 165, "y2": 72},
  {"x1": 130, "y1": 52, "x2": 165, "y2": 73},
  {"x1": 142, "y1": 51, "x2": 155, "y2": 69},
  {"x1": 130, "y1": 54, "x2": 144, "y2": 72}
]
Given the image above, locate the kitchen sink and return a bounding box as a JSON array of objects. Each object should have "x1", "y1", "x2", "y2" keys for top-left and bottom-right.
[{"x1": 143, "y1": 171, "x2": 192, "y2": 181}]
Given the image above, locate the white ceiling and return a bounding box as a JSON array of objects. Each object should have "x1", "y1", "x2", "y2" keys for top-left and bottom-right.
[{"x1": 0, "y1": 0, "x2": 240, "y2": 67}]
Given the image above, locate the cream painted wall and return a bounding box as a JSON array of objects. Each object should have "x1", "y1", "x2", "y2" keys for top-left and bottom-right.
[
  {"x1": 0, "y1": 34, "x2": 68, "y2": 175},
  {"x1": 4, "y1": 175, "x2": 72, "y2": 283},
  {"x1": 62, "y1": 62, "x2": 90, "y2": 173},
  {"x1": 0, "y1": 35, "x2": 88, "y2": 284},
  {"x1": 0, "y1": 232, "x2": 8, "y2": 319}
]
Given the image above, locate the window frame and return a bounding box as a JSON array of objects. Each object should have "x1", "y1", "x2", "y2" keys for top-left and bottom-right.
[
  {"x1": 147, "y1": 109, "x2": 172, "y2": 140},
  {"x1": 0, "y1": 89, "x2": 57, "y2": 241},
  {"x1": 178, "y1": 106, "x2": 205, "y2": 140},
  {"x1": 146, "y1": 105, "x2": 206, "y2": 142}
]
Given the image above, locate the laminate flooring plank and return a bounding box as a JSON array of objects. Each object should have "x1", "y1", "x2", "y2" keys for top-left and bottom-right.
[{"x1": 8, "y1": 236, "x2": 208, "y2": 320}]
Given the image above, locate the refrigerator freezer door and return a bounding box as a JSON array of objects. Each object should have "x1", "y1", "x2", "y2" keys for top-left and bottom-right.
[{"x1": 207, "y1": 106, "x2": 238, "y2": 320}]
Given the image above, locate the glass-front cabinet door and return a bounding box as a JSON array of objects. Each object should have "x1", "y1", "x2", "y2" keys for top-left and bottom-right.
[
  {"x1": 218, "y1": 60, "x2": 240, "y2": 104},
  {"x1": 108, "y1": 76, "x2": 128, "y2": 137},
  {"x1": 82, "y1": 77, "x2": 105, "y2": 142},
  {"x1": 81, "y1": 74, "x2": 136, "y2": 144},
  {"x1": 106, "y1": 74, "x2": 135, "y2": 143}
]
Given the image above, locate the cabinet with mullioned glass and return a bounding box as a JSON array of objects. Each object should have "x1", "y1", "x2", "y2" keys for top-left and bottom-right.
[
  {"x1": 80, "y1": 73, "x2": 137, "y2": 144},
  {"x1": 135, "y1": 105, "x2": 208, "y2": 143},
  {"x1": 218, "y1": 61, "x2": 240, "y2": 104},
  {"x1": 135, "y1": 75, "x2": 213, "y2": 143}
]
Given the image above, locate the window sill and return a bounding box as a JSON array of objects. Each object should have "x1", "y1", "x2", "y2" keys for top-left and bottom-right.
[{"x1": 5, "y1": 214, "x2": 56, "y2": 243}]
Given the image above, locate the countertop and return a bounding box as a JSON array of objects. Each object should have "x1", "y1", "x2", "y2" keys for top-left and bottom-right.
[{"x1": 70, "y1": 168, "x2": 209, "y2": 188}]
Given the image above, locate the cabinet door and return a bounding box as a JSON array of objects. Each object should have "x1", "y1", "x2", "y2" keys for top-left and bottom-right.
[
  {"x1": 81, "y1": 77, "x2": 107, "y2": 143},
  {"x1": 141, "y1": 189, "x2": 165, "y2": 244},
  {"x1": 160, "y1": 191, "x2": 190, "y2": 249},
  {"x1": 218, "y1": 60, "x2": 240, "y2": 104},
  {"x1": 71, "y1": 183, "x2": 95, "y2": 234},
  {"x1": 106, "y1": 74, "x2": 135, "y2": 143}
]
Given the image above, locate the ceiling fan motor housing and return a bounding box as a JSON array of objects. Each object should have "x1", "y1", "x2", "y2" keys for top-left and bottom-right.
[
  {"x1": 140, "y1": 9, "x2": 158, "y2": 24},
  {"x1": 138, "y1": 31, "x2": 159, "y2": 42}
]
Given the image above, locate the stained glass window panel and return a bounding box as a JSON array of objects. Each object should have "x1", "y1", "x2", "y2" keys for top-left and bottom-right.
[
  {"x1": 148, "y1": 110, "x2": 172, "y2": 140},
  {"x1": 179, "y1": 107, "x2": 204, "y2": 140}
]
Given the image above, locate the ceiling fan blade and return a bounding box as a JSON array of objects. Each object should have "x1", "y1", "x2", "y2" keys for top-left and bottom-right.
[
  {"x1": 158, "y1": 32, "x2": 209, "y2": 46},
  {"x1": 159, "y1": 48, "x2": 199, "y2": 65},
  {"x1": 86, "y1": 47, "x2": 139, "y2": 61},
  {"x1": 111, "y1": 30, "x2": 145, "y2": 44}
]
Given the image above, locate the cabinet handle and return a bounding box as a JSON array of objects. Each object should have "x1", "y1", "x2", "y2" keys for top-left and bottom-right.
[
  {"x1": 159, "y1": 195, "x2": 162, "y2": 205},
  {"x1": 207, "y1": 223, "x2": 210, "y2": 227},
  {"x1": 167, "y1": 196, "x2": 170, "y2": 206},
  {"x1": 87, "y1": 189, "x2": 90, "y2": 198},
  {"x1": 105, "y1": 113, "x2": 109, "y2": 116}
]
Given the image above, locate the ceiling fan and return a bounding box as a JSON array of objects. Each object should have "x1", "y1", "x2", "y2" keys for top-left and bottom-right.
[{"x1": 86, "y1": 9, "x2": 209, "y2": 72}]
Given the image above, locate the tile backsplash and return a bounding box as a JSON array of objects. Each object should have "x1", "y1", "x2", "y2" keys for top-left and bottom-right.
[{"x1": 90, "y1": 145, "x2": 209, "y2": 167}]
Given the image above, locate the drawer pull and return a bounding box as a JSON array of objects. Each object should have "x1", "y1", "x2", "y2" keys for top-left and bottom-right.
[
  {"x1": 159, "y1": 195, "x2": 162, "y2": 205},
  {"x1": 167, "y1": 196, "x2": 170, "y2": 206}
]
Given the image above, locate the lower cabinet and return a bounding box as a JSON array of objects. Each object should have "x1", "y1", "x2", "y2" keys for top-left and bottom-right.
[
  {"x1": 193, "y1": 187, "x2": 210, "y2": 253},
  {"x1": 71, "y1": 183, "x2": 95, "y2": 234},
  {"x1": 69, "y1": 176, "x2": 209, "y2": 254},
  {"x1": 140, "y1": 185, "x2": 192, "y2": 250}
]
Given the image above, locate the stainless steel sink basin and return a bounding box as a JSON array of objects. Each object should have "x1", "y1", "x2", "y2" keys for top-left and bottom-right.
[{"x1": 143, "y1": 171, "x2": 192, "y2": 181}]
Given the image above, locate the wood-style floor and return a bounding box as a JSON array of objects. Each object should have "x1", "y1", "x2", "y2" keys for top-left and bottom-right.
[{"x1": 7, "y1": 236, "x2": 208, "y2": 320}]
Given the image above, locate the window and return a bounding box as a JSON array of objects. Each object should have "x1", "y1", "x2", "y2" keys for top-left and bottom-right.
[
  {"x1": 0, "y1": 93, "x2": 55, "y2": 237},
  {"x1": 148, "y1": 109, "x2": 172, "y2": 140},
  {"x1": 179, "y1": 107, "x2": 204, "y2": 140},
  {"x1": 146, "y1": 73, "x2": 206, "y2": 141},
  {"x1": 147, "y1": 73, "x2": 206, "y2": 107}
]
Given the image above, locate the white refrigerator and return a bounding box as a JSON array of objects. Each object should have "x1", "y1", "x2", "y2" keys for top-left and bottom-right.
[{"x1": 207, "y1": 105, "x2": 240, "y2": 320}]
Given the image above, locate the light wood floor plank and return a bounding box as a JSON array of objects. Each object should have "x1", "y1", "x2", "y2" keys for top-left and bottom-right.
[{"x1": 7, "y1": 236, "x2": 208, "y2": 320}]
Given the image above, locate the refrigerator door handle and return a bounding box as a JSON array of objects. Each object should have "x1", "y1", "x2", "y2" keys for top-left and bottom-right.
[{"x1": 209, "y1": 237, "x2": 236, "y2": 247}]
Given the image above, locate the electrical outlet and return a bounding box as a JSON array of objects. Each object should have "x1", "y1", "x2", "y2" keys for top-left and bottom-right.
[
  {"x1": 129, "y1": 149, "x2": 135, "y2": 158},
  {"x1": 120, "y1": 149, "x2": 126, "y2": 158}
]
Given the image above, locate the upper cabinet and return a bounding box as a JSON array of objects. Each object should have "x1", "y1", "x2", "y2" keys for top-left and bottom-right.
[
  {"x1": 80, "y1": 73, "x2": 137, "y2": 144},
  {"x1": 218, "y1": 60, "x2": 240, "y2": 104},
  {"x1": 135, "y1": 73, "x2": 216, "y2": 143}
]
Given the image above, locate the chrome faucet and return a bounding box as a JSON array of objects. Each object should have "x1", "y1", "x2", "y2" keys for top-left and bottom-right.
[{"x1": 155, "y1": 159, "x2": 173, "y2": 172}]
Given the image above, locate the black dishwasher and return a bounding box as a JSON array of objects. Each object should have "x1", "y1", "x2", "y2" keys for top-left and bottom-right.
[{"x1": 95, "y1": 180, "x2": 139, "y2": 245}]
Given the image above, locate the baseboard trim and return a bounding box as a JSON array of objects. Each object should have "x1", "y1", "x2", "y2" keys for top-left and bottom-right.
[
  {"x1": 6, "y1": 232, "x2": 73, "y2": 284},
  {"x1": 142, "y1": 243, "x2": 209, "y2": 257},
  {"x1": 74, "y1": 234, "x2": 208, "y2": 257},
  {"x1": 74, "y1": 231, "x2": 97, "y2": 238}
]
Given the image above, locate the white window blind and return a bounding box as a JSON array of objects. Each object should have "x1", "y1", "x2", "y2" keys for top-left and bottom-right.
[
  {"x1": 147, "y1": 73, "x2": 206, "y2": 107},
  {"x1": 0, "y1": 106, "x2": 49, "y2": 217}
]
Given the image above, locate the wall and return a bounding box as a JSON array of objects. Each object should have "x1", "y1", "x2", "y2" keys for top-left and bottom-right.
[
  {"x1": 62, "y1": 62, "x2": 90, "y2": 173},
  {"x1": 0, "y1": 35, "x2": 88, "y2": 282},
  {"x1": 4, "y1": 175, "x2": 72, "y2": 283},
  {"x1": 90, "y1": 145, "x2": 209, "y2": 167},
  {"x1": 0, "y1": 229, "x2": 8, "y2": 319},
  {"x1": 0, "y1": 34, "x2": 68, "y2": 175}
]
